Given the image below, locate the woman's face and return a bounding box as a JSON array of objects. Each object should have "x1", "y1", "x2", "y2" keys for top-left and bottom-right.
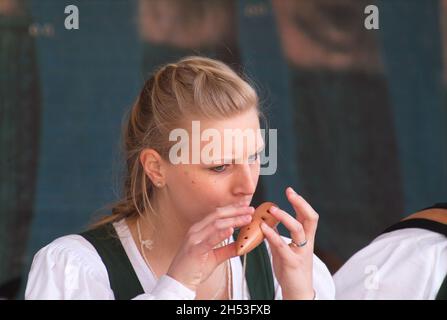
[{"x1": 162, "y1": 107, "x2": 263, "y2": 224}]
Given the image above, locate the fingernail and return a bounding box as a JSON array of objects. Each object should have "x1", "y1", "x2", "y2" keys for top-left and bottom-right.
[
  {"x1": 289, "y1": 187, "x2": 300, "y2": 197},
  {"x1": 269, "y1": 206, "x2": 277, "y2": 213}
]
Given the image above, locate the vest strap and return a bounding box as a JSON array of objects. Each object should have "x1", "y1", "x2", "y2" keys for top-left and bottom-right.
[{"x1": 80, "y1": 223, "x2": 144, "y2": 300}]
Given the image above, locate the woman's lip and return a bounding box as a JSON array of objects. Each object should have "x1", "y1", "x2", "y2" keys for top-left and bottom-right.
[
  {"x1": 235, "y1": 201, "x2": 251, "y2": 207},
  {"x1": 216, "y1": 202, "x2": 251, "y2": 210},
  {"x1": 217, "y1": 201, "x2": 252, "y2": 209}
]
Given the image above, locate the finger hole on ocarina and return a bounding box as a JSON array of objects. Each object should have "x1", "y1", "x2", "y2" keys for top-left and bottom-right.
[{"x1": 234, "y1": 202, "x2": 279, "y2": 256}]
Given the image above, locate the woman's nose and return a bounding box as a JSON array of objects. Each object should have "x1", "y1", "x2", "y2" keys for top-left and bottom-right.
[{"x1": 232, "y1": 163, "x2": 256, "y2": 195}]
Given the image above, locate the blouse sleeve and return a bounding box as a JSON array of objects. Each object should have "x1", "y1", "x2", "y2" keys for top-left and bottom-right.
[
  {"x1": 25, "y1": 235, "x2": 115, "y2": 299},
  {"x1": 25, "y1": 235, "x2": 196, "y2": 300},
  {"x1": 333, "y1": 229, "x2": 447, "y2": 300}
]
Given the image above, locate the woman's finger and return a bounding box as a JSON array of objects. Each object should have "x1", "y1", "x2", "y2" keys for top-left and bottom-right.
[
  {"x1": 213, "y1": 214, "x2": 253, "y2": 230},
  {"x1": 193, "y1": 225, "x2": 234, "y2": 255},
  {"x1": 268, "y1": 206, "x2": 306, "y2": 245},
  {"x1": 213, "y1": 242, "x2": 237, "y2": 265},
  {"x1": 190, "y1": 205, "x2": 255, "y2": 233},
  {"x1": 194, "y1": 213, "x2": 253, "y2": 254},
  {"x1": 285, "y1": 187, "x2": 319, "y2": 241},
  {"x1": 260, "y1": 222, "x2": 292, "y2": 260}
]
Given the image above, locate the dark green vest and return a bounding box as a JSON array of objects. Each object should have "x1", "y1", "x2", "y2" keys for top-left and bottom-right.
[{"x1": 80, "y1": 223, "x2": 275, "y2": 300}]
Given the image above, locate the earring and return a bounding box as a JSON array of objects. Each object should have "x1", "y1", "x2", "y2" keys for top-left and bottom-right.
[{"x1": 156, "y1": 182, "x2": 163, "y2": 187}]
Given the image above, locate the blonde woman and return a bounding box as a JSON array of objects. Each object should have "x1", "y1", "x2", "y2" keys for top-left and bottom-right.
[{"x1": 25, "y1": 56, "x2": 335, "y2": 300}]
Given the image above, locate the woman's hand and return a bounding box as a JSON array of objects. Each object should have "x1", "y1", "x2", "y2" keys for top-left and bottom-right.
[
  {"x1": 167, "y1": 205, "x2": 255, "y2": 292},
  {"x1": 260, "y1": 187, "x2": 319, "y2": 300}
]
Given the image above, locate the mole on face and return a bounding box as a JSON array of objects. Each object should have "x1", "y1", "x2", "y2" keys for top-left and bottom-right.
[{"x1": 191, "y1": 180, "x2": 195, "y2": 184}]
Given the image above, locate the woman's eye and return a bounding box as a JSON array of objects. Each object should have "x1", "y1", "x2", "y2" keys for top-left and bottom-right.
[{"x1": 211, "y1": 165, "x2": 227, "y2": 173}]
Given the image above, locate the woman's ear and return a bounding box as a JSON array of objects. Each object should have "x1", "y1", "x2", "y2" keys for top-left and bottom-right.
[{"x1": 140, "y1": 149, "x2": 166, "y2": 186}]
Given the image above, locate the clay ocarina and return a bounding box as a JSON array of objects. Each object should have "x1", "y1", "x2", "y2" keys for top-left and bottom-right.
[{"x1": 235, "y1": 202, "x2": 279, "y2": 256}]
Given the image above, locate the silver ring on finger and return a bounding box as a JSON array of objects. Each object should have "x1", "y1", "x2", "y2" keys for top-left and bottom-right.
[{"x1": 289, "y1": 239, "x2": 307, "y2": 248}]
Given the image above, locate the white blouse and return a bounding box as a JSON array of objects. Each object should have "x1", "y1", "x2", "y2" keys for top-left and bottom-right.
[
  {"x1": 333, "y1": 228, "x2": 447, "y2": 299},
  {"x1": 25, "y1": 219, "x2": 335, "y2": 300}
]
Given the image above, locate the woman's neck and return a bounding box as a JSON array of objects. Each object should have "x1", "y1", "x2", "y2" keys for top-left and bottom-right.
[{"x1": 127, "y1": 200, "x2": 192, "y2": 266}]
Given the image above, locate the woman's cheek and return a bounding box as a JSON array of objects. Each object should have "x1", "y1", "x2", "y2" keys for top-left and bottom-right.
[
  {"x1": 200, "y1": 177, "x2": 229, "y2": 205},
  {"x1": 252, "y1": 163, "x2": 261, "y2": 184}
]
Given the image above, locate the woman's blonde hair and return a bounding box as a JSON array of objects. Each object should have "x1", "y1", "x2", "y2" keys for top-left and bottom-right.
[{"x1": 90, "y1": 56, "x2": 260, "y2": 229}]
